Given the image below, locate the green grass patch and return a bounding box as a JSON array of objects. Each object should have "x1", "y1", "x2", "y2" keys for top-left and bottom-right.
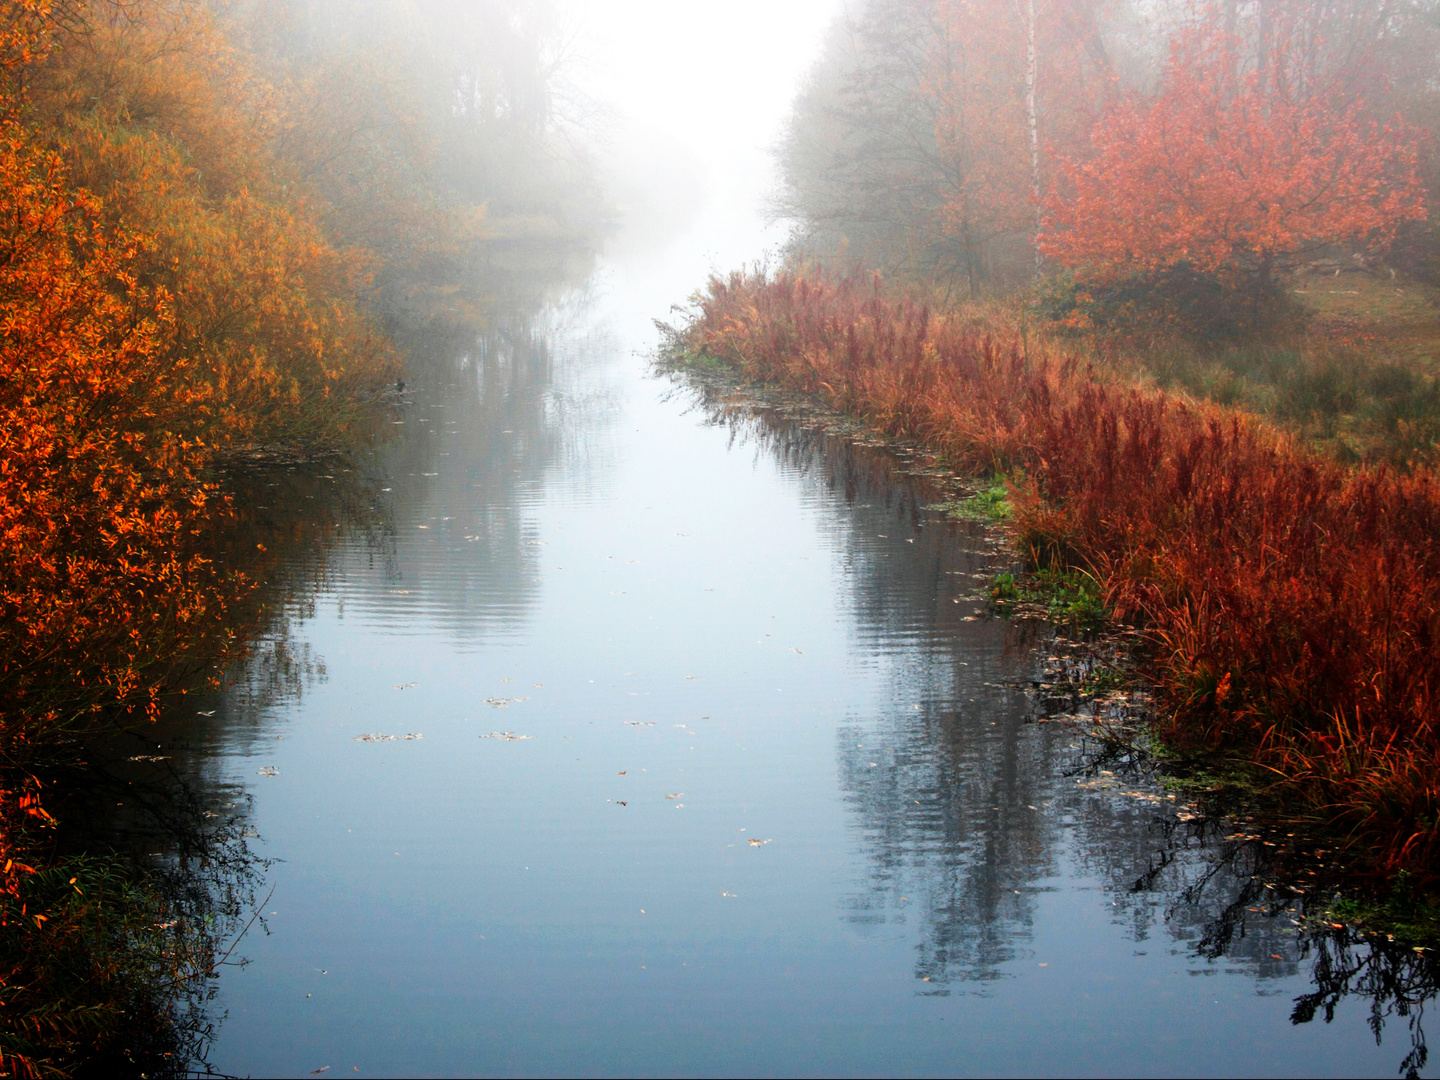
[
  {"x1": 990, "y1": 568, "x2": 1108, "y2": 631},
  {"x1": 1318, "y1": 876, "x2": 1440, "y2": 946},
  {"x1": 930, "y1": 478, "x2": 1013, "y2": 522}
]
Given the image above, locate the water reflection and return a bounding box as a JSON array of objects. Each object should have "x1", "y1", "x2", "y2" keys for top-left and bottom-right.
[
  {"x1": 325, "y1": 247, "x2": 611, "y2": 643},
  {"x1": 44, "y1": 755, "x2": 269, "y2": 1077},
  {"x1": 57, "y1": 239, "x2": 604, "y2": 1069},
  {"x1": 681, "y1": 371, "x2": 1440, "y2": 1075},
  {"x1": 64, "y1": 256, "x2": 1440, "y2": 1075}
]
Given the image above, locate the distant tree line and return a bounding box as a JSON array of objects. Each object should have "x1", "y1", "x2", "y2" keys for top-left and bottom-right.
[{"x1": 778, "y1": 0, "x2": 1437, "y2": 310}]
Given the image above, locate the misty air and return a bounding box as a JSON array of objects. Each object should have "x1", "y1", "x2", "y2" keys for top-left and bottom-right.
[{"x1": 0, "y1": 1, "x2": 1437, "y2": 1076}]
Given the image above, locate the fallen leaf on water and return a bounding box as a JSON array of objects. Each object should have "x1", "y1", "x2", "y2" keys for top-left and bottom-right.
[
  {"x1": 962, "y1": 615, "x2": 981, "y2": 622},
  {"x1": 747, "y1": 838, "x2": 772, "y2": 847},
  {"x1": 310, "y1": 1068, "x2": 328, "y2": 1075},
  {"x1": 616, "y1": 801, "x2": 627, "y2": 806},
  {"x1": 791, "y1": 648, "x2": 804, "y2": 654},
  {"x1": 1270, "y1": 954, "x2": 1283, "y2": 960},
  {"x1": 665, "y1": 793, "x2": 684, "y2": 799},
  {"x1": 617, "y1": 771, "x2": 627, "y2": 776}
]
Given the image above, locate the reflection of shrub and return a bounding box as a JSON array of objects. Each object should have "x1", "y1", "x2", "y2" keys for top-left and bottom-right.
[
  {"x1": 0, "y1": 781, "x2": 243, "y2": 1078},
  {"x1": 1040, "y1": 265, "x2": 1302, "y2": 341}
]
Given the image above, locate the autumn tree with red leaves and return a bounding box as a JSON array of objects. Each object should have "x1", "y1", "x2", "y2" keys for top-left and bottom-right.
[{"x1": 1041, "y1": 6, "x2": 1427, "y2": 302}]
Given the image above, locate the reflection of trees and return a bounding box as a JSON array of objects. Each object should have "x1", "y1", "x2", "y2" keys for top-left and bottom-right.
[
  {"x1": 325, "y1": 241, "x2": 611, "y2": 644},
  {"x1": 680, "y1": 370, "x2": 1440, "y2": 1069},
  {"x1": 1297, "y1": 935, "x2": 1435, "y2": 1079},
  {"x1": 44, "y1": 241, "x2": 600, "y2": 1071}
]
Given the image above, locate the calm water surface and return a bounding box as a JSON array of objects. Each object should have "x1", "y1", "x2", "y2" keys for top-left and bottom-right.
[{"x1": 116, "y1": 210, "x2": 1433, "y2": 1077}]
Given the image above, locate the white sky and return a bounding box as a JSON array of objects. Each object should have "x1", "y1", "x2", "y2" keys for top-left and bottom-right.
[
  {"x1": 555, "y1": 1, "x2": 849, "y2": 312},
  {"x1": 563, "y1": 0, "x2": 846, "y2": 167}
]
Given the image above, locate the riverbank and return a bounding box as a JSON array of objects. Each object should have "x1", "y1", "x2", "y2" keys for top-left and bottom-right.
[
  {"x1": 0, "y1": 1, "x2": 604, "y2": 1067},
  {"x1": 671, "y1": 269, "x2": 1440, "y2": 885}
]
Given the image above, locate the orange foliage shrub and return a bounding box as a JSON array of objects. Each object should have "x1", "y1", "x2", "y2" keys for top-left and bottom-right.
[
  {"x1": 0, "y1": 0, "x2": 397, "y2": 743},
  {"x1": 685, "y1": 270, "x2": 1440, "y2": 873},
  {"x1": 0, "y1": 89, "x2": 235, "y2": 744},
  {"x1": 1041, "y1": 6, "x2": 1427, "y2": 287},
  {"x1": 23, "y1": 0, "x2": 397, "y2": 449}
]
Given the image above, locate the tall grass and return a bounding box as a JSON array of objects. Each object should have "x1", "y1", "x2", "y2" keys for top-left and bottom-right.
[{"x1": 684, "y1": 270, "x2": 1440, "y2": 874}]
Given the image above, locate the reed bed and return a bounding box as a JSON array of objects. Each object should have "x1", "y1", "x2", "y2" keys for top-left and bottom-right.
[{"x1": 684, "y1": 270, "x2": 1440, "y2": 875}]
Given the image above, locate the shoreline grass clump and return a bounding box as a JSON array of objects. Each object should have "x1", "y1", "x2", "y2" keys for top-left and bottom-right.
[
  {"x1": 680, "y1": 269, "x2": 1440, "y2": 877},
  {"x1": 929, "y1": 476, "x2": 1013, "y2": 522}
]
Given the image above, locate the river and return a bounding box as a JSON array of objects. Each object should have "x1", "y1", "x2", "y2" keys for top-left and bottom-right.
[{"x1": 83, "y1": 191, "x2": 1434, "y2": 1078}]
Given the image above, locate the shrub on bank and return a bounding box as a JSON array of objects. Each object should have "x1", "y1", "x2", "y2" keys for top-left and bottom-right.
[
  {"x1": 0, "y1": 2, "x2": 398, "y2": 748},
  {"x1": 683, "y1": 270, "x2": 1440, "y2": 874}
]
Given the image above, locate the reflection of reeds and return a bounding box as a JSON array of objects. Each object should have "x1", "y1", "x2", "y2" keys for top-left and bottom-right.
[{"x1": 684, "y1": 270, "x2": 1440, "y2": 875}]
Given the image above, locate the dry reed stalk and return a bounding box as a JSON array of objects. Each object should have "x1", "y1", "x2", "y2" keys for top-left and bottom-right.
[{"x1": 686, "y1": 270, "x2": 1440, "y2": 874}]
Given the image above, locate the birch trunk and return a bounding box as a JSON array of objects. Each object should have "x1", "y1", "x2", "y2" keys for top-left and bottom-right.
[{"x1": 1025, "y1": 0, "x2": 1041, "y2": 275}]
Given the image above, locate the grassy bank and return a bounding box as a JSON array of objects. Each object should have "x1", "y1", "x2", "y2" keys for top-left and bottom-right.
[
  {"x1": 678, "y1": 269, "x2": 1440, "y2": 879},
  {"x1": 1081, "y1": 273, "x2": 1440, "y2": 471}
]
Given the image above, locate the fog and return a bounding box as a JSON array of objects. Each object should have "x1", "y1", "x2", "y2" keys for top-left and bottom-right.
[{"x1": 563, "y1": 0, "x2": 847, "y2": 262}]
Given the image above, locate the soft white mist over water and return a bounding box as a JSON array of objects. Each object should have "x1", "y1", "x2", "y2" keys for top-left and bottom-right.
[{"x1": 564, "y1": 0, "x2": 846, "y2": 272}]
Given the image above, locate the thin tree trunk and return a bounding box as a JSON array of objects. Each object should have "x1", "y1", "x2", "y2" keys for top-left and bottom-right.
[{"x1": 1025, "y1": 0, "x2": 1041, "y2": 276}]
